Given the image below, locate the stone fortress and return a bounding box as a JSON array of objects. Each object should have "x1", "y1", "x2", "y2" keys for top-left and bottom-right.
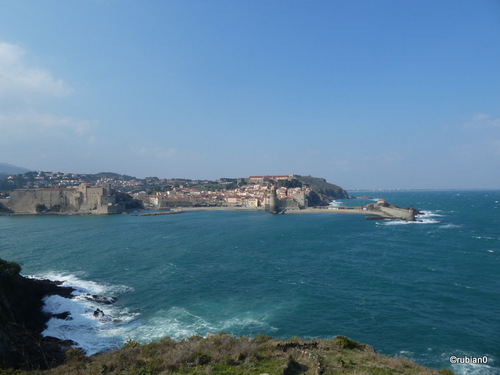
[
  {"x1": 267, "y1": 186, "x2": 306, "y2": 213},
  {"x1": 6, "y1": 183, "x2": 124, "y2": 214}
]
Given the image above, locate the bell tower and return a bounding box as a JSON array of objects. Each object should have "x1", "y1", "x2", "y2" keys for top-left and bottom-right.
[{"x1": 269, "y1": 186, "x2": 278, "y2": 214}]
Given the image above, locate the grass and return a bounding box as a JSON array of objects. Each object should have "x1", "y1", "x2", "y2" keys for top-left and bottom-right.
[{"x1": 5, "y1": 333, "x2": 455, "y2": 375}]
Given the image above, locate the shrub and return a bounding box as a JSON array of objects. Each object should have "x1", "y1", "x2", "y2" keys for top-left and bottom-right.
[
  {"x1": 123, "y1": 339, "x2": 140, "y2": 349},
  {"x1": 252, "y1": 334, "x2": 272, "y2": 344},
  {"x1": 0, "y1": 369, "x2": 22, "y2": 375},
  {"x1": 99, "y1": 363, "x2": 109, "y2": 374},
  {"x1": 65, "y1": 348, "x2": 85, "y2": 362},
  {"x1": 333, "y1": 335, "x2": 363, "y2": 350},
  {"x1": 0, "y1": 258, "x2": 21, "y2": 278},
  {"x1": 192, "y1": 352, "x2": 212, "y2": 366}
]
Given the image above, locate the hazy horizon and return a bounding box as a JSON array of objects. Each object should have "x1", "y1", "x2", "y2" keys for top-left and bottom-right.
[
  {"x1": 1, "y1": 1, "x2": 499, "y2": 190},
  {"x1": 3, "y1": 162, "x2": 500, "y2": 192}
]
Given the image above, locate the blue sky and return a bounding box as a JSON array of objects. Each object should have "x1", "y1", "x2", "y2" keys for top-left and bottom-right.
[{"x1": 1, "y1": 0, "x2": 499, "y2": 189}]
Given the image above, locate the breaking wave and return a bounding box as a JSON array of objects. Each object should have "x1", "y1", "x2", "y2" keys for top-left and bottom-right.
[
  {"x1": 375, "y1": 209, "x2": 443, "y2": 226},
  {"x1": 30, "y1": 272, "x2": 136, "y2": 355}
]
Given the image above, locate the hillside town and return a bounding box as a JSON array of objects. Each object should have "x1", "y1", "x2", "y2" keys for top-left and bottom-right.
[
  {"x1": 142, "y1": 175, "x2": 311, "y2": 209},
  {"x1": 0, "y1": 172, "x2": 339, "y2": 214},
  {"x1": 0, "y1": 170, "x2": 419, "y2": 221}
]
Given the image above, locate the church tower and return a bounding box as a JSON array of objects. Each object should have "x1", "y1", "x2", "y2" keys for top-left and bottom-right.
[{"x1": 269, "y1": 186, "x2": 278, "y2": 214}]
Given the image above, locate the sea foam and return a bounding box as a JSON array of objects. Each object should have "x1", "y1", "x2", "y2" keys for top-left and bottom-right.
[
  {"x1": 35, "y1": 272, "x2": 136, "y2": 355},
  {"x1": 374, "y1": 209, "x2": 443, "y2": 226},
  {"x1": 129, "y1": 306, "x2": 276, "y2": 344}
]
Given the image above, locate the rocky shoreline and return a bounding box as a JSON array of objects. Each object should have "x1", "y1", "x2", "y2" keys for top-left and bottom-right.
[{"x1": 0, "y1": 259, "x2": 76, "y2": 370}]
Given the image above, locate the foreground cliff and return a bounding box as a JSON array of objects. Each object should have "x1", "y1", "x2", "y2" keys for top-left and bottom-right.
[
  {"x1": 0, "y1": 259, "x2": 74, "y2": 369},
  {"x1": 16, "y1": 333, "x2": 454, "y2": 374}
]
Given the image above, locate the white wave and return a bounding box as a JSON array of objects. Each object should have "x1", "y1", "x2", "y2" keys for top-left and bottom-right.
[
  {"x1": 129, "y1": 306, "x2": 275, "y2": 344},
  {"x1": 439, "y1": 223, "x2": 461, "y2": 229},
  {"x1": 130, "y1": 307, "x2": 216, "y2": 342},
  {"x1": 417, "y1": 210, "x2": 444, "y2": 218},
  {"x1": 445, "y1": 350, "x2": 497, "y2": 375},
  {"x1": 328, "y1": 200, "x2": 341, "y2": 207},
  {"x1": 31, "y1": 271, "x2": 133, "y2": 296},
  {"x1": 377, "y1": 218, "x2": 440, "y2": 226},
  {"x1": 450, "y1": 362, "x2": 498, "y2": 375},
  {"x1": 370, "y1": 209, "x2": 442, "y2": 226},
  {"x1": 42, "y1": 295, "x2": 123, "y2": 355},
  {"x1": 34, "y1": 272, "x2": 136, "y2": 355},
  {"x1": 219, "y1": 315, "x2": 274, "y2": 332}
]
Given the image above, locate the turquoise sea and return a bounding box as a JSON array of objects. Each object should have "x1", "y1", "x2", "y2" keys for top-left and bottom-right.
[{"x1": 1, "y1": 190, "x2": 499, "y2": 374}]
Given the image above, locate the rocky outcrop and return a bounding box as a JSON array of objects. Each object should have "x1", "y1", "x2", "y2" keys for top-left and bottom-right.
[
  {"x1": 0, "y1": 258, "x2": 75, "y2": 370},
  {"x1": 295, "y1": 176, "x2": 349, "y2": 205}
]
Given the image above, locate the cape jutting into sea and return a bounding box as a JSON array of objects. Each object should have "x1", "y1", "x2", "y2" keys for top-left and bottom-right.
[{"x1": 0, "y1": 190, "x2": 498, "y2": 375}]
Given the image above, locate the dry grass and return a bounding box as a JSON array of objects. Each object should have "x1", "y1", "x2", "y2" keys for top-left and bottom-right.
[{"x1": 7, "y1": 333, "x2": 455, "y2": 375}]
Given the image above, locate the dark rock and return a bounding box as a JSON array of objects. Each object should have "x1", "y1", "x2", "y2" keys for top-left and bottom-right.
[
  {"x1": 0, "y1": 258, "x2": 76, "y2": 370},
  {"x1": 52, "y1": 312, "x2": 72, "y2": 320},
  {"x1": 83, "y1": 294, "x2": 116, "y2": 304}
]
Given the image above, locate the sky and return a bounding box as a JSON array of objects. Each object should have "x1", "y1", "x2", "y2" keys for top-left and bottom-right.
[{"x1": 0, "y1": 0, "x2": 499, "y2": 190}]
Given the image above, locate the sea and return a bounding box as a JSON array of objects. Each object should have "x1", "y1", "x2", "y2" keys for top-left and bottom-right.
[{"x1": 0, "y1": 190, "x2": 499, "y2": 375}]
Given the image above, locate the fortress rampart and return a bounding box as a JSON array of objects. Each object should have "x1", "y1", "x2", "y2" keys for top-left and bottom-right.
[{"x1": 6, "y1": 183, "x2": 123, "y2": 214}]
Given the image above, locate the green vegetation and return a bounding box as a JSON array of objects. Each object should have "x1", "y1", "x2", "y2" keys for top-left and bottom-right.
[
  {"x1": 0, "y1": 259, "x2": 21, "y2": 279},
  {"x1": 115, "y1": 192, "x2": 144, "y2": 210},
  {"x1": 10, "y1": 333, "x2": 454, "y2": 374},
  {"x1": 295, "y1": 175, "x2": 349, "y2": 202},
  {"x1": 276, "y1": 178, "x2": 302, "y2": 189},
  {"x1": 333, "y1": 335, "x2": 364, "y2": 350}
]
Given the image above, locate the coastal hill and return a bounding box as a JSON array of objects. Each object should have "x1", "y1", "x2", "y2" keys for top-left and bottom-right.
[
  {"x1": 0, "y1": 258, "x2": 453, "y2": 374},
  {"x1": 0, "y1": 163, "x2": 32, "y2": 181},
  {"x1": 295, "y1": 175, "x2": 349, "y2": 203}
]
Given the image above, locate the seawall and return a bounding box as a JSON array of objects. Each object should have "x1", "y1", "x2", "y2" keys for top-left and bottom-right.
[{"x1": 285, "y1": 204, "x2": 416, "y2": 221}]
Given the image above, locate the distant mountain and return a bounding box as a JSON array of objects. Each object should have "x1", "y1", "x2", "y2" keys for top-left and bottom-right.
[{"x1": 0, "y1": 163, "x2": 32, "y2": 179}]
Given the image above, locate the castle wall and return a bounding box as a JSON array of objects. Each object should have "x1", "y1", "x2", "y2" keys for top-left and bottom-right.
[
  {"x1": 7, "y1": 189, "x2": 75, "y2": 214},
  {"x1": 7, "y1": 184, "x2": 123, "y2": 215}
]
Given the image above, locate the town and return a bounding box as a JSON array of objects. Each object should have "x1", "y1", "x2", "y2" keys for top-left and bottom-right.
[{"x1": 0, "y1": 171, "x2": 350, "y2": 214}]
